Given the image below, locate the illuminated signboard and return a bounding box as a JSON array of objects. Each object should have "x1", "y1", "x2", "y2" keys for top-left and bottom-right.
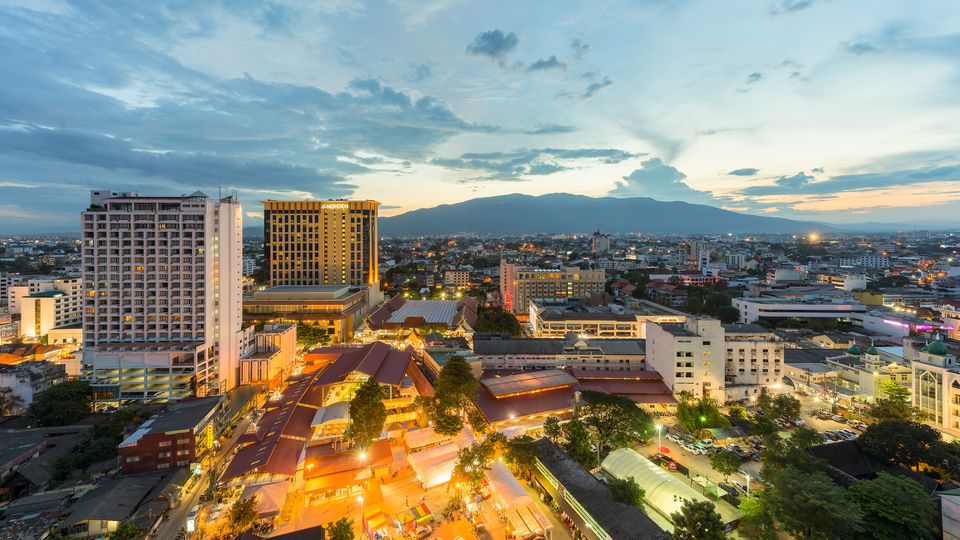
[{"x1": 322, "y1": 203, "x2": 349, "y2": 210}]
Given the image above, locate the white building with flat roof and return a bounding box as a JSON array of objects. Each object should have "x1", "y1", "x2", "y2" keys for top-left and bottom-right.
[
  {"x1": 81, "y1": 190, "x2": 243, "y2": 408},
  {"x1": 645, "y1": 318, "x2": 726, "y2": 401}
]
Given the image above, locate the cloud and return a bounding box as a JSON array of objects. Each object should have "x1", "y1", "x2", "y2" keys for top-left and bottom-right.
[
  {"x1": 407, "y1": 63, "x2": 432, "y2": 82},
  {"x1": 729, "y1": 168, "x2": 760, "y2": 176},
  {"x1": 745, "y1": 72, "x2": 763, "y2": 84},
  {"x1": 466, "y1": 30, "x2": 519, "y2": 62},
  {"x1": 609, "y1": 157, "x2": 719, "y2": 204},
  {"x1": 739, "y1": 165, "x2": 960, "y2": 196},
  {"x1": 582, "y1": 77, "x2": 612, "y2": 98},
  {"x1": 527, "y1": 55, "x2": 566, "y2": 72},
  {"x1": 432, "y1": 147, "x2": 642, "y2": 180},
  {"x1": 769, "y1": 0, "x2": 816, "y2": 15},
  {"x1": 526, "y1": 124, "x2": 577, "y2": 134},
  {"x1": 571, "y1": 38, "x2": 590, "y2": 59},
  {"x1": 842, "y1": 41, "x2": 880, "y2": 55}
]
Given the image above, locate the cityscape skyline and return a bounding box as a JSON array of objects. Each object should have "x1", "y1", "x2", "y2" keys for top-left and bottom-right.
[{"x1": 2, "y1": 0, "x2": 960, "y2": 233}]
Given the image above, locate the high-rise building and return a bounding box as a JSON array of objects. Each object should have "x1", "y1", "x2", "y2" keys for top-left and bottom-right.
[
  {"x1": 591, "y1": 229, "x2": 611, "y2": 254},
  {"x1": 7, "y1": 276, "x2": 82, "y2": 338},
  {"x1": 81, "y1": 190, "x2": 243, "y2": 408},
  {"x1": 263, "y1": 200, "x2": 379, "y2": 287},
  {"x1": 499, "y1": 260, "x2": 606, "y2": 313}
]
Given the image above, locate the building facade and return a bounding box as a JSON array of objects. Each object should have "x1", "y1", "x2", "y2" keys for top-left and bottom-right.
[
  {"x1": 500, "y1": 261, "x2": 605, "y2": 314},
  {"x1": 645, "y1": 318, "x2": 726, "y2": 401},
  {"x1": 118, "y1": 396, "x2": 225, "y2": 475},
  {"x1": 443, "y1": 269, "x2": 470, "y2": 288},
  {"x1": 722, "y1": 324, "x2": 784, "y2": 401},
  {"x1": 81, "y1": 190, "x2": 243, "y2": 409},
  {"x1": 263, "y1": 200, "x2": 379, "y2": 287}
]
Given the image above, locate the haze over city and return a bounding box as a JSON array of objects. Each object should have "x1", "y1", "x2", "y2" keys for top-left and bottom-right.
[{"x1": 2, "y1": 0, "x2": 960, "y2": 232}]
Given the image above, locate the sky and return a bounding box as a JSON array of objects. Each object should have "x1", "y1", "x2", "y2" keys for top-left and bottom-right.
[{"x1": 1, "y1": 0, "x2": 959, "y2": 232}]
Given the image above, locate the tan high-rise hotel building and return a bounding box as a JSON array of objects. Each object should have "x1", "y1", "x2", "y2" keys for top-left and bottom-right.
[{"x1": 263, "y1": 200, "x2": 379, "y2": 287}]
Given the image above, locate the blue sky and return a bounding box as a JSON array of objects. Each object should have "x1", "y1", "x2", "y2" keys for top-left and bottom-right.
[{"x1": 1, "y1": 0, "x2": 959, "y2": 232}]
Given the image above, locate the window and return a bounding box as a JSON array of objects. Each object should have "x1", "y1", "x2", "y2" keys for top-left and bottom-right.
[
  {"x1": 158, "y1": 440, "x2": 172, "y2": 447},
  {"x1": 158, "y1": 451, "x2": 172, "y2": 458},
  {"x1": 126, "y1": 456, "x2": 140, "y2": 463}
]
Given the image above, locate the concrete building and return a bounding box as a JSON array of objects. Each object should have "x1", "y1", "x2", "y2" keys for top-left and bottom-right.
[
  {"x1": 263, "y1": 200, "x2": 379, "y2": 287},
  {"x1": 723, "y1": 324, "x2": 785, "y2": 401},
  {"x1": 243, "y1": 285, "x2": 369, "y2": 343},
  {"x1": 239, "y1": 323, "x2": 297, "y2": 388},
  {"x1": 473, "y1": 333, "x2": 646, "y2": 371},
  {"x1": 732, "y1": 296, "x2": 867, "y2": 324},
  {"x1": 242, "y1": 258, "x2": 257, "y2": 277},
  {"x1": 911, "y1": 338, "x2": 960, "y2": 438},
  {"x1": 591, "y1": 230, "x2": 611, "y2": 254},
  {"x1": 645, "y1": 319, "x2": 726, "y2": 401},
  {"x1": 0, "y1": 361, "x2": 67, "y2": 414},
  {"x1": 838, "y1": 255, "x2": 890, "y2": 269},
  {"x1": 938, "y1": 305, "x2": 960, "y2": 342},
  {"x1": 443, "y1": 268, "x2": 470, "y2": 288},
  {"x1": 81, "y1": 190, "x2": 244, "y2": 408},
  {"x1": 529, "y1": 298, "x2": 687, "y2": 339},
  {"x1": 7, "y1": 277, "x2": 82, "y2": 338},
  {"x1": 118, "y1": 396, "x2": 225, "y2": 475},
  {"x1": 500, "y1": 261, "x2": 605, "y2": 314},
  {"x1": 784, "y1": 345, "x2": 911, "y2": 409}
]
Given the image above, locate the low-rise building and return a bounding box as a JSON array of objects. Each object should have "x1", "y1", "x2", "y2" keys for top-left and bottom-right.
[
  {"x1": 243, "y1": 285, "x2": 370, "y2": 343},
  {"x1": 784, "y1": 345, "x2": 911, "y2": 409},
  {"x1": 529, "y1": 298, "x2": 686, "y2": 339},
  {"x1": 723, "y1": 324, "x2": 785, "y2": 401},
  {"x1": 473, "y1": 333, "x2": 646, "y2": 371},
  {"x1": 118, "y1": 396, "x2": 225, "y2": 475},
  {"x1": 443, "y1": 268, "x2": 470, "y2": 288},
  {"x1": 0, "y1": 361, "x2": 67, "y2": 414},
  {"x1": 239, "y1": 323, "x2": 297, "y2": 389}
]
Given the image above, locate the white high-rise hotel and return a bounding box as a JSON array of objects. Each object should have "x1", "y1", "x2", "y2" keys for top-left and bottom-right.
[{"x1": 81, "y1": 190, "x2": 243, "y2": 408}]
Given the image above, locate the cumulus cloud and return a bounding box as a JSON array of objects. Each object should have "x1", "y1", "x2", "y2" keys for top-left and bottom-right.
[
  {"x1": 609, "y1": 158, "x2": 719, "y2": 204},
  {"x1": 527, "y1": 55, "x2": 566, "y2": 72},
  {"x1": 729, "y1": 168, "x2": 760, "y2": 176},
  {"x1": 842, "y1": 41, "x2": 879, "y2": 55},
  {"x1": 466, "y1": 29, "x2": 519, "y2": 62},
  {"x1": 407, "y1": 63, "x2": 432, "y2": 82}
]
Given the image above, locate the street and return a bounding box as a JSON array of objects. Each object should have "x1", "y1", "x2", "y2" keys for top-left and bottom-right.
[{"x1": 152, "y1": 413, "x2": 257, "y2": 539}]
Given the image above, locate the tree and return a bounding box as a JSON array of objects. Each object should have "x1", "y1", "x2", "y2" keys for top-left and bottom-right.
[
  {"x1": 867, "y1": 380, "x2": 920, "y2": 422},
  {"x1": 737, "y1": 494, "x2": 777, "y2": 540},
  {"x1": 717, "y1": 305, "x2": 741, "y2": 324},
  {"x1": 504, "y1": 435, "x2": 538, "y2": 479},
  {"x1": 789, "y1": 426, "x2": 822, "y2": 450},
  {"x1": 859, "y1": 420, "x2": 941, "y2": 470},
  {"x1": 346, "y1": 378, "x2": 387, "y2": 450},
  {"x1": 765, "y1": 466, "x2": 864, "y2": 539},
  {"x1": 676, "y1": 396, "x2": 729, "y2": 436},
  {"x1": 27, "y1": 381, "x2": 90, "y2": 426},
  {"x1": 543, "y1": 416, "x2": 562, "y2": 441},
  {"x1": 845, "y1": 472, "x2": 936, "y2": 540},
  {"x1": 474, "y1": 306, "x2": 521, "y2": 337},
  {"x1": 580, "y1": 391, "x2": 654, "y2": 462},
  {"x1": 452, "y1": 441, "x2": 495, "y2": 489},
  {"x1": 435, "y1": 356, "x2": 479, "y2": 409},
  {"x1": 608, "y1": 476, "x2": 646, "y2": 510},
  {"x1": 709, "y1": 451, "x2": 741, "y2": 481},
  {"x1": 227, "y1": 497, "x2": 258, "y2": 534},
  {"x1": 0, "y1": 387, "x2": 24, "y2": 416},
  {"x1": 562, "y1": 417, "x2": 596, "y2": 468},
  {"x1": 670, "y1": 500, "x2": 725, "y2": 540},
  {"x1": 757, "y1": 392, "x2": 801, "y2": 421},
  {"x1": 107, "y1": 523, "x2": 144, "y2": 540},
  {"x1": 327, "y1": 517, "x2": 355, "y2": 540},
  {"x1": 296, "y1": 323, "x2": 330, "y2": 350}
]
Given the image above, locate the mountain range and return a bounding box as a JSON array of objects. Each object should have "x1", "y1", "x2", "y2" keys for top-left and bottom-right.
[{"x1": 376, "y1": 193, "x2": 824, "y2": 236}]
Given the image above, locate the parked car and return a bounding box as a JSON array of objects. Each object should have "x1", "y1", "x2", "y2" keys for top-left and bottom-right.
[
  {"x1": 732, "y1": 480, "x2": 748, "y2": 494},
  {"x1": 831, "y1": 414, "x2": 845, "y2": 422},
  {"x1": 793, "y1": 418, "x2": 805, "y2": 426},
  {"x1": 699, "y1": 439, "x2": 715, "y2": 448},
  {"x1": 667, "y1": 434, "x2": 683, "y2": 444},
  {"x1": 413, "y1": 525, "x2": 433, "y2": 539}
]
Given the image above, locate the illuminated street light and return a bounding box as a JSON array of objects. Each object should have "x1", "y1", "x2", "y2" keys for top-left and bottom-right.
[{"x1": 655, "y1": 424, "x2": 663, "y2": 458}]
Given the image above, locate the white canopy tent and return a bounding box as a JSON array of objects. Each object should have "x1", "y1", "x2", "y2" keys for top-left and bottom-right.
[
  {"x1": 407, "y1": 442, "x2": 459, "y2": 488},
  {"x1": 405, "y1": 427, "x2": 451, "y2": 452},
  {"x1": 485, "y1": 462, "x2": 533, "y2": 509},
  {"x1": 601, "y1": 448, "x2": 709, "y2": 520}
]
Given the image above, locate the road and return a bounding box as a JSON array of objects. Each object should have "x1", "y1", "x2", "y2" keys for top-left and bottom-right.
[{"x1": 152, "y1": 414, "x2": 256, "y2": 539}]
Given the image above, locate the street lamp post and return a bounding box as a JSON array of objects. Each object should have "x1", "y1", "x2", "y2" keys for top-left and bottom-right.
[
  {"x1": 698, "y1": 415, "x2": 707, "y2": 439},
  {"x1": 744, "y1": 472, "x2": 751, "y2": 495},
  {"x1": 655, "y1": 424, "x2": 663, "y2": 458}
]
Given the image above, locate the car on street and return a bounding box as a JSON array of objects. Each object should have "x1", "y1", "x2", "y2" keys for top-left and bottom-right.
[
  {"x1": 831, "y1": 414, "x2": 845, "y2": 422},
  {"x1": 413, "y1": 525, "x2": 433, "y2": 539}
]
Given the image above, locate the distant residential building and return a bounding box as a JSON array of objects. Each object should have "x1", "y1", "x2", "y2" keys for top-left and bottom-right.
[
  {"x1": 242, "y1": 258, "x2": 257, "y2": 277},
  {"x1": 732, "y1": 296, "x2": 867, "y2": 324},
  {"x1": 838, "y1": 255, "x2": 889, "y2": 269},
  {"x1": 443, "y1": 268, "x2": 470, "y2": 287},
  {"x1": 645, "y1": 280, "x2": 687, "y2": 308},
  {"x1": 0, "y1": 361, "x2": 67, "y2": 414},
  {"x1": 591, "y1": 230, "x2": 611, "y2": 254},
  {"x1": 263, "y1": 200, "x2": 379, "y2": 287},
  {"x1": 500, "y1": 261, "x2": 605, "y2": 313},
  {"x1": 725, "y1": 253, "x2": 748, "y2": 269},
  {"x1": 7, "y1": 277, "x2": 82, "y2": 338},
  {"x1": 81, "y1": 190, "x2": 244, "y2": 408},
  {"x1": 118, "y1": 396, "x2": 225, "y2": 475}
]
